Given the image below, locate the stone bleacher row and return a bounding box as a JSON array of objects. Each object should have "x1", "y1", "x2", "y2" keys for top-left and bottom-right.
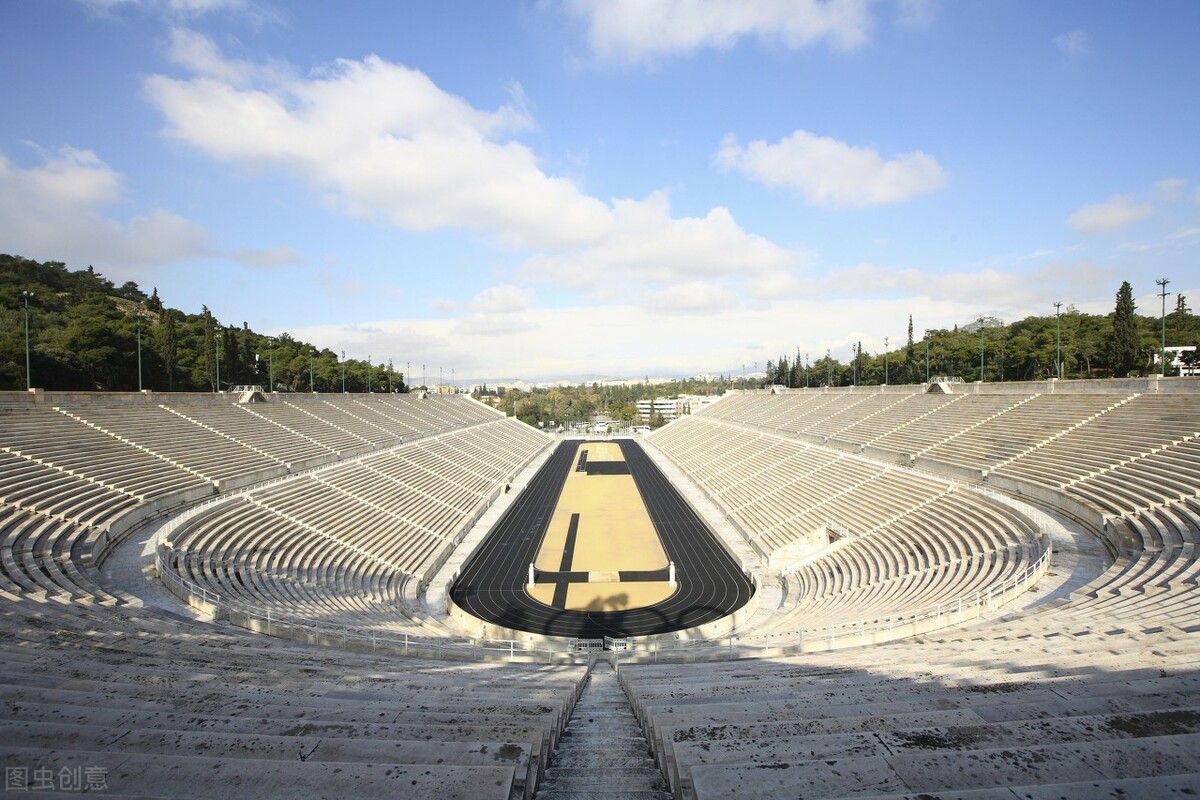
[
  {"x1": 1, "y1": 597, "x2": 586, "y2": 799},
  {"x1": 1, "y1": 392, "x2": 582, "y2": 798},
  {"x1": 676, "y1": 389, "x2": 1200, "y2": 610},
  {"x1": 164, "y1": 420, "x2": 552, "y2": 634},
  {"x1": 632, "y1": 386, "x2": 1200, "y2": 795},
  {"x1": 618, "y1": 620, "x2": 1200, "y2": 798},
  {"x1": 652, "y1": 415, "x2": 1046, "y2": 646}
]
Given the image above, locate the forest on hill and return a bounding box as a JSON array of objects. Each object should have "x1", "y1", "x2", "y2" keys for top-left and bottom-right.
[
  {"x1": 1, "y1": 254, "x2": 1197, "y2": 395},
  {"x1": 0, "y1": 255, "x2": 406, "y2": 393}
]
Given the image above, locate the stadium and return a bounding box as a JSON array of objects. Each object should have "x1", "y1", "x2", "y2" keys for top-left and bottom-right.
[{"x1": 2, "y1": 375, "x2": 1199, "y2": 798}]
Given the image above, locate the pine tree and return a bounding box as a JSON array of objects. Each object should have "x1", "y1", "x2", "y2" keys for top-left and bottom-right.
[
  {"x1": 201, "y1": 306, "x2": 217, "y2": 391},
  {"x1": 1108, "y1": 281, "x2": 1140, "y2": 377}
]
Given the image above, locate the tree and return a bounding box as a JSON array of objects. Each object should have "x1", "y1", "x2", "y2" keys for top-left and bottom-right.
[
  {"x1": 1107, "y1": 281, "x2": 1140, "y2": 377},
  {"x1": 200, "y1": 306, "x2": 218, "y2": 391}
]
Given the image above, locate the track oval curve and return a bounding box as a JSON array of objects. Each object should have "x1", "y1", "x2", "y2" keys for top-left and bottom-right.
[{"x1": 449, "y1": 439, "x2": 755, "y2": 639}]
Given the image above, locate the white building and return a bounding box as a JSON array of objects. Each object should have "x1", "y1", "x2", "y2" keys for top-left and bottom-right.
[
  {"x1": 1161, "y1": 346, "x2": 1198, "y2": 377},
  {"x1": 636, "y1": 397, "x2": 682, "y2": 423}
]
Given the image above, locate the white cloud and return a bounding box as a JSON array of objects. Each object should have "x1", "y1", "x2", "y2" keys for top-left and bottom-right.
[
  {"x1": 1053, "y1": 29, "x2": 1090, "y2": 57},
  {"x1": 715, "y1": 130, "x2": 947, "y2": 208},
  {"x1": 0, "y1": 145, "x2": 211, "y2": 275},
  {"x1": 144, "y1": 32, "x2": 815, "y2": 321},
  {"x1": 1153, "y1": 177, "x2": 1187, "y2": 202},
  {"x1": 230, "y1": 245, "x2": 305, "y2": 267},
  {"x1": 291, "y1": 257, "x2": 1134, "y2": 382},
  {"x1": 145, "y1": 33, "x2": 613, "y2": 250},
  {"x1": 644, "y1": 281, "x2": 739, "y2": 315},
  {"x1": 518, "y1": 190, "x2": 797, "y2": 300},
  {"x1": 564, "y1": 0, "x2": 874, "y2": 63},
  {"x1": 469, "y1": 283, "x2": 534, "y2": 314},
  {"x1": 317, "y1": 271, "x2": 363, "y2": 298},
  {"x1": 1067, "y1": 194, "x2": 1154, "y2": 234},
  {"x1": 895, "y1": 0, "x2": 936, "y2": 28},
  {"x1": 79, "y1": 0, "x2": 274, "y2": 23}
]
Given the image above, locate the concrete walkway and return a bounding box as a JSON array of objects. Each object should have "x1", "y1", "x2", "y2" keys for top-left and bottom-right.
[
  {"x1": 535, "y1": 661, "x2": 669, "y2": 800},
  {"x1": 99, "y1": 513, "x2": 212, "y2": 621}
]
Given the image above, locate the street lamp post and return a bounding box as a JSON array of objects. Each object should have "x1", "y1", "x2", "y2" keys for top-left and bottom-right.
[
  {"x1": 309, "y1": 350, "x2": 314, "y2": 393},
  {"x1": 805, "y1": 353, "x2": 810, "y2": 388},
  {"x1": 267, "y1": 337, "x2": 274, "y2": 393},
  {"x1": 136, "y1": 311, "x2": 144, "y2": 392},
  {"x1": 826, "y1": 349, "x2": 831, "y2": 387},
  {"x1": 367, "y1": 355, "x2": 371, "y2": 393},
  {"x1": 341, "y1": 351, "x2": 346, "y2": 393},
  {"x1": 214, "y1": 325, "x2": 221, "y2": 393},
  {"x1": 925, "y1": 334, "x2": 930, "y2": 383},
  {"x1": 20, "y1": 290, "x2": 33, "y2": 390},
  {"x1": 1157, "y1": 277, "x2": 1171, "y2": 376},
  {"x1": 979, "y1": 324, "x2": 985, "y2": 382},
  {"x1": 1054, "y1": 301, "x2": 1063, "y2": 380},
  {"x1": 884, "y1": 336, "x2": 889, "y2": 385}
]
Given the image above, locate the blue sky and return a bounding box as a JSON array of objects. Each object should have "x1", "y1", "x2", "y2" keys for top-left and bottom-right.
[{"x1": 1, "y1": 1, "x2": 1197, "y2": 383}]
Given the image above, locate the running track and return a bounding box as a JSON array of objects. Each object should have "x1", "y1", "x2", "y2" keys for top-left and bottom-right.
[{"x1": 449, "y1": 439, "x2": 755, "y2": 639}]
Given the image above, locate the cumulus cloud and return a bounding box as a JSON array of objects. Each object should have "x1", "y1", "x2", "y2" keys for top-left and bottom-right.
[
  {"x1": 715, "y1": 130, "x2": 947, "y2": 207},
  {"x1": 143, "y1": 31, "x2": 815, "y2": 318},
  {"x1": 0, "y1": 145, "x2": 211, "y2": 274},
  {"x1": 1053, "y1": 29, "x2": 1090, "y2": 57},
  {"x1": 145, "y1": 32, "x2": 613, "y2": 250},
  {"x1": 1067, "y1": 194, "x2": 1154, "y2": 234},
  {"x1": 518, "y1": 190, "x2": 796, "y2": 300},
  {"x1": 565, "y1": 0, "x2": 874, "y2": 63},
  {"x1": 454, "y1": 284, "x2": 539, "y2": 337}
]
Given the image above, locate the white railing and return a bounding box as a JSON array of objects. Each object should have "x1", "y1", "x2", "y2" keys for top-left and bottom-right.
[
  {"x1": 155, "y1": 543, "x2": 597, "y2": 664},
  {"x1": 612, "y1": 541, "x2": 1053, "y2": 664}
]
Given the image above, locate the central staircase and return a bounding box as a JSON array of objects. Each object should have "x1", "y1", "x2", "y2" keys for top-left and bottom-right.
[{"x1": 536, "y1": 660, "x2": 670, "y2": 799}]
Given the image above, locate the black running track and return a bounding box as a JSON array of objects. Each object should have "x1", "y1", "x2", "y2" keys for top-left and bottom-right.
[{"x1": 449, "y1": 439, "x2": 754, "y2": 639}]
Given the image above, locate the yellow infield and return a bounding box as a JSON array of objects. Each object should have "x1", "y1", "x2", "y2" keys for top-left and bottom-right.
[{"x1": 528, "y1": 441, "x2": 676, "y2": 611}]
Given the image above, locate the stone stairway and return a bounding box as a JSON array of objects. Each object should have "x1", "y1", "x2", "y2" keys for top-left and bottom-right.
[{"x1": 536, "y1": 660, "x2": 670, "y2": 800}]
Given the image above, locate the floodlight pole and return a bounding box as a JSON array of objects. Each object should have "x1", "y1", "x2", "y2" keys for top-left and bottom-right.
[
  {"x1": 367, "y1": 354, "x2": 372, "y2": 393},
  {"x1": 1054, "y1": 301, "x2": 1063, "y2": 380},
  {"x1": 341, "y1": 351, "x2": 346, "y2": 393},
  {"x1": 826, "y1": 349, "x2": 831, "y2": 387},
  {"x1": 805, "y1": 352, "x2": 810, "y2": 388},
  {"x1": 21, "y1": 290, "x2": 33, "y2": 390},
  {"x1": 267, "y1": 337, "x2": 274, "y2": 393},
  {"x1": 925, "y1": 336, "x2": 930, "y2": 383},
  {"x1": 1157, "y1": 277, "x2": 1171, "y2": 376},
  {"x1": 309, "y1": 351, "x2": 314, "y2": 393}
]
